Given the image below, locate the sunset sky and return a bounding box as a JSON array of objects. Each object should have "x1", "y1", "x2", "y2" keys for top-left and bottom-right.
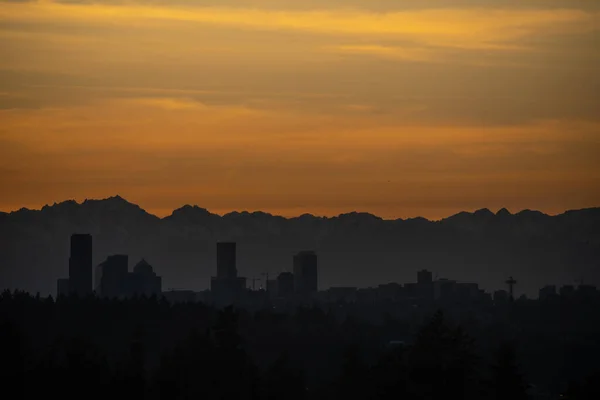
[{"x1": 1, "y1": 0, "x2": 599, "y2": 219}]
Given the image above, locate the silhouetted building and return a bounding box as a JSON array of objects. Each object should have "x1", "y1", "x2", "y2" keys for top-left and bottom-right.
[
  {"x1": 211, "y1": 242, "x2": 247, "y2": 306},
  {"x1": 560, "y1": 285, "x2": 575, "y2": 298},
  {"x1": 379, "y1": 282, "x2": 403, "y2": 301},
  {"x1": 539, "y1": 285, "x2": 557, "y2": 301},
  {"x1": 95, "y1": 255, "x2": 128, "y2": 298},
  {"x1": 277, "y1": 272, "x2": 294, "y2": 298},
  {"x1": 266, "y1": 279, "x2": 277, "y2": 298},
  {"x1": 455, "y1": 282, "x2": 479, "y2": 301},
  {"x1": 68, "y1": 234, "x2": 92, "y2": 296},
  {"x1": 328, "y1": 287, "x2": 357, "y2": 303},
  {"x1": 95, "y1": 256, "x2": 161, "y2": 298},
  {"x1": 128, "y1": 259, "x2": 162, "y2": 297},
  {"x1": 57, "y1": 278, "x2": 70, "y2": 297},
  {"x1": 211, "y1": 276, "x2": 246, "y2": 305},
  {"x1": 356, "y1": 287, "x2": 378, "y2": 303},
  {"x1": 417, "y1": 269, "x2": 433, "y2": 284},
  {"x1": 434, "y1": 278, "x2": 456, "y2": 300},
  {"x1": 494, "y1": 289, "x2": 509, "y2": 304},
  {"x1": 577, "y1": 284, "x2": 598, "y2": 299},
  {"x1": 293, "y1": 251, "x2": 318, "y2": 296},
  {"x1": 417, "y1": 270, "x2": 434, "y2": 301},
  {"x1": 217, "y1": 242, "x2": 237, "y2": 279}
]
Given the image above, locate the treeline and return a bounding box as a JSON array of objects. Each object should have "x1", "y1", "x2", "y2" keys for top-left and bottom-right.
[{"x1": 1, "y1": 291, "x2": 599, "y2": 399}]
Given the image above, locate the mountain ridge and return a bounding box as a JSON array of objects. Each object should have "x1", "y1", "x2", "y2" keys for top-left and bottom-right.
[{"x1": 4, "y1": 194, "x2": 599, "y2": 222}]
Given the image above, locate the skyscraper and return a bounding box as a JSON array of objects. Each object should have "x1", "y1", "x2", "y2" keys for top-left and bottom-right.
[
  {"x1": 217, "y1": 242, "x2": 237, "y2": 279},
  {"x1": 95, "y1": 254, "x2": 128, "y2": 298},
  {"x1": 212, "y1": 242, "x2": 246, "y2": 306},
  {"x1": 417, "y1": 269, "x2": 434, "y2": 301},
  {"x1": 68, "y1": 233, "x2": 92, "y2": 296},
  {"x1": 293, "y1": 251, "x2": 318, "y2": 295}
]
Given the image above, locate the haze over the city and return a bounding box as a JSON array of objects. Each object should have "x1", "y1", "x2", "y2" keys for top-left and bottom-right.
[{"x1": 1, "y1": 0, "x2": 599, "y2": 219}]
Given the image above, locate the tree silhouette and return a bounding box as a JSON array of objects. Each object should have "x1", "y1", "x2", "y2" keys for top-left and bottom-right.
[
  {"x1": 487, "y1": 341, "x2": 530, "y2": 400},
  {"x1": 337, "y1": 344, "x2": 369, "y2": 400},
  {"x1": 118, "y1": 325, "x2": 146, "y2": 400},
  {"x1": 0, "y1": 319, "x2": 26, "y2": 396},
  {"x1": 564, "y1": 370, "x2": 600, "y2": 399},
  {"x1": 2, "y1": 290, "x2": 600, "y2": 399},
  {"x1": 370, "y1": 344, "x2": 410, "y2": 399},
  {"x1": 408, "y1": 310, "x2": 479, "y2": 399},
  {"x1": 262, "y1": 352, "x2": 306, "y2": 400}
]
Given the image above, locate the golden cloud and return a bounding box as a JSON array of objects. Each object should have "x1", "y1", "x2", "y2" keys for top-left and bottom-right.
[{"x1": 1, "y1": 1, "x2": 598, "y2": 51}]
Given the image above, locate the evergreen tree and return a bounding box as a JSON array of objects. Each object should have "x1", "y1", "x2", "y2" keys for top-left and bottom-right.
[
  {"x1": 337, "y1": 344, "x2": 369, "y2": 400},
  {"x1": 488, "y1": 341, "x2": 530, "y2": 400}
]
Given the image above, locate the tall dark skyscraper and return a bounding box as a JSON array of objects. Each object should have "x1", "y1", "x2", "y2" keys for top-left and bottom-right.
[
  {"x1": 417, "y1": 269, "x2": 434, "y2": 301},
  {"x1": 217, "y1": 242, "x2": 237, "y2": 279},
  {"x1": 68, "y1": 233, "x2": 92, "y2": 296},
  {"x1": 293, "y1": 251, "x2": 318, "y2": 295},
  {"x1": 212, "y1": 242, "x2": 246, "y2": 306}
]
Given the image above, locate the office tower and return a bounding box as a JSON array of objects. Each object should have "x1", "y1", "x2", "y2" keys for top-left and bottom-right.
[
  {"x1": 455, "y1": 282, "x2": 479, "y2": 301},
  {"x1": 433, "y1": 278, "x2": 457, "y2": 300},
  {"x1": 217, "y1": 242, "x2": 237, "y2": 279},
  {"x1": 211, "y1": 242, "x2": 246, "y2": 306},
  {"x1": 417, "y1": 269, "x2": 434, "y2": 301},
  {"x1": 96, "y1": 255, "x2": 128, "y2": 298},
  {"x1": 417, "y1": 269, "x2": 433, "y2": 284},
  {"x1": 277, "y1": 272, "x2": 294, "y2": 298},
  {"x1": 293, "y1": 251, "x2": 318, "y2": 295},
  {"x1": 68, "y1": 234, "x2": 93, "y2": 296}
]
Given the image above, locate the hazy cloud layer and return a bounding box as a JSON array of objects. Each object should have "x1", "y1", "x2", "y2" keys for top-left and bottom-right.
[{"x1": 0, "y1": 0, "x2": 599, "y2": 218}]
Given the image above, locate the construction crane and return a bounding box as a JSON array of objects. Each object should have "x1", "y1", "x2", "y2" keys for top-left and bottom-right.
[{"x1": 505, "y1": 276, "x2": 517, "y2": 300}]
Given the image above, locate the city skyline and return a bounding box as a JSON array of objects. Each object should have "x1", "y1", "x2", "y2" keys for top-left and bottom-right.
[
  {"x1": 3, "y1": 195, "x2": 598, "y2": 298},
  {"x1": 54, "y1": 232, "x2": 590, "y2": 303}
]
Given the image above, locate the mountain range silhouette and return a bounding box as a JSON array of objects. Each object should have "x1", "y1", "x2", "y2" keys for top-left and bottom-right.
[{"x1": 1, "y1": 195, "x2": 599, "y2": 297}]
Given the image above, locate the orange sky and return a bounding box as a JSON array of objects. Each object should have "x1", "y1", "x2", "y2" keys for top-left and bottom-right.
[{"x1": 1, "y1": 0, "x2": 599, "y2": 219}]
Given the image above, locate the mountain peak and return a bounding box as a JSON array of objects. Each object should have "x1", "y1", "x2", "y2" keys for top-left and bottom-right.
[
  {"x1": 474, "y1": 208, "x2": 494, "y2": 217},
  {"x1": 496, "y1": 208, "x2": 512, "y2": 216},
  {"x1": 223, "y1": 211, "x2": 275, "y2": 218},
  {"x1": 80, "y1": 195, "x2": 156, "y2": 219},
  {"x1": 516, "y1": 209, "x2": 548, "y2": 218},
  {"x1": 166, "y1": 205, "x2": 216, "y2": 223},
  {"x1": 102, "y1": 195, "x2": 130, "y2": 204},
  {"x1": 337, "y1": 212, "x2": 382, "y2": 221},
  {"x1": 172, "y1": 204, "x2": 211, "y2": 214},
  {"x1": 83, "y1": 195, "x2": 135, "y2": 206}
]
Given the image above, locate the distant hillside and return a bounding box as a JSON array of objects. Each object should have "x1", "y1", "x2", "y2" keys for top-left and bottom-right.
[{"x1": 1, "y1": 196, "x2": 599, "y2": 297}]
